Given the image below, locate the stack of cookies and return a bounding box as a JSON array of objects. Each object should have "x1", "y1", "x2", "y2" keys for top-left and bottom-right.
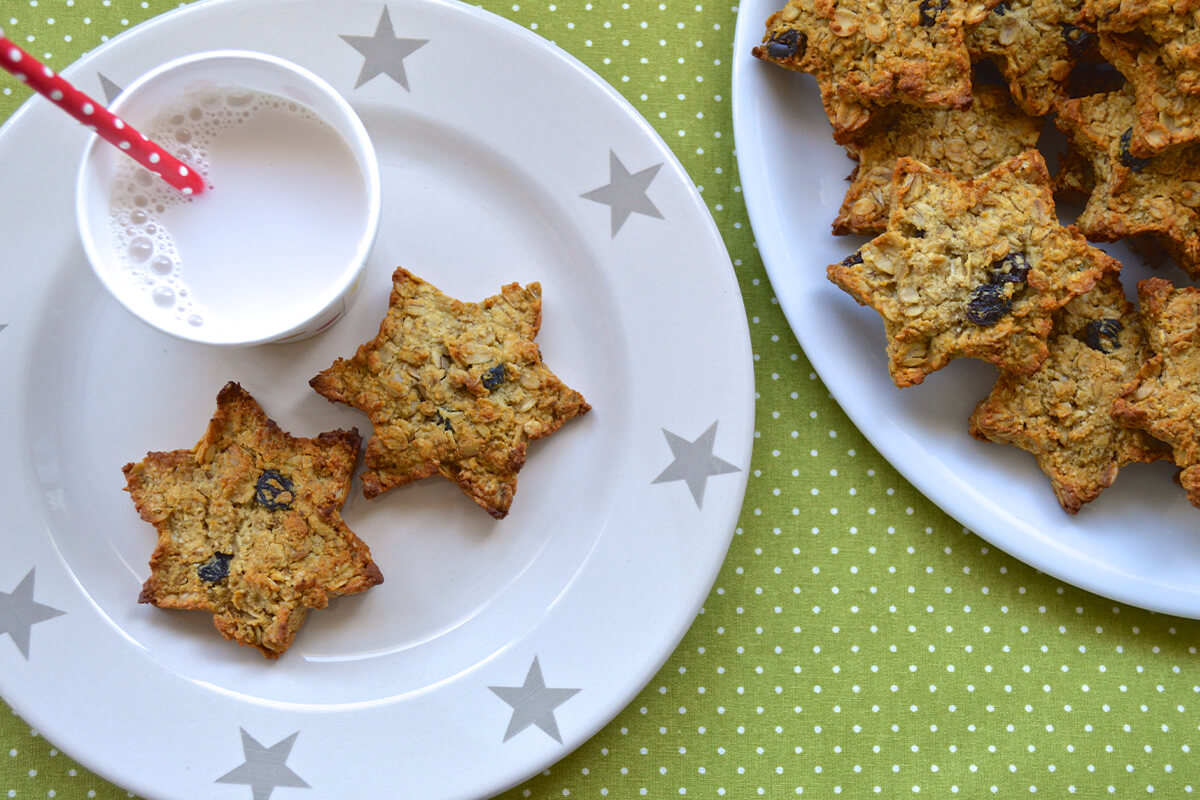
[{"x1": 754, "y1": 0, "x2": 1200, "y2": 514}]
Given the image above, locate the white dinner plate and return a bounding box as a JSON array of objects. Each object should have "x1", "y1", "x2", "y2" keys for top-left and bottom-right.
[
  {"x1": 0, "y1": 1, "x2": 754, "y2": 797},
  {"x1": 732, "y1": 0, "x2": 1200, "y2": 619}
]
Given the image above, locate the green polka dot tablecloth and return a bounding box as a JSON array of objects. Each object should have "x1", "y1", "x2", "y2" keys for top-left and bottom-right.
[{"x1": 3, "y1": 1, "x2": 1200, "y2": 798}]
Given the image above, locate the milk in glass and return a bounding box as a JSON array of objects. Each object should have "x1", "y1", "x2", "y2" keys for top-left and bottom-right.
[{"x1": 105, "y1": 86, "x2": 369, "y2": 341}]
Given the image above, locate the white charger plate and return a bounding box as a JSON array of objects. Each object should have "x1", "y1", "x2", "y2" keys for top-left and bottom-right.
[
  {"x1": 732, "y1": 0, "x2": 1200, "y2": 619},
  {"x1": 0, "y1": 1, "x2": 754, "y2": 797}
]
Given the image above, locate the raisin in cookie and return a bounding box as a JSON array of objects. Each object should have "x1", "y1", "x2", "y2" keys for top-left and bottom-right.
[
  {"x1": 124, "y1": 382, "x2": 382, "y2": 659},
  {"x1": 1055, "y1": 88, "x2": 1200, "y2": 278},
  {"x1": 827, "y1": 150, "x2": 1119, "y2": 387},
  {"x1": 970, "y1": 274, "x2": 1166, "y2": 513},
  {"x1": 310, "y1": 267, "x2": 590, "y2": 519},
  {"x1": 1113, "y1": 277, "x2": 1200, "y2": 509},
  {"x1": 752, "y1": 0, "x2": 999, "y2": 142},
  {"x1": 835, "y1": 83, "x2": 1041, "y2": 235},
  {"x1": 966, "y1": 0, "x2": 1094, "y2": 117}
]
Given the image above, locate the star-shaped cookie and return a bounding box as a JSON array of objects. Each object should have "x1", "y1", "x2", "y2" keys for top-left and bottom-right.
[
  {"x1": 1113, "y1": 277, "x2": 1200, "y2": 509},
  {"x1": 827, "y1": 150, "x2": 1119, "y2": 387},
  {"x1": 1083, "y1": 0, "x2": 1200, "y2": 155},
  {"x1": 966, "y1": 0, "x2": 1093, "y2": 116},
  {"x1": 834, "y1": 84, "x2": 1041, "y2": 236},
  {"x1": 751, "y1": 0, "x2": 1000, "y2": 142},
  {"x1": 123, "y1": 382, "x2": 382, "y2": 659},
  {"x1": 1055, "y1": 88, "x2": 1200, "y2": 278},
  {"x1": 969, "y1": 274, "x2": 1166, "y2": 513},
  {"x1": 309, "y1": 268, "x2": 590, "y2": 519}
]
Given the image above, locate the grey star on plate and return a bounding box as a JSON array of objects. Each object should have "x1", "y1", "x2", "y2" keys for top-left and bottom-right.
[
  {"x1": 580, "y1": 150, "x2": 665, "y2": 237},
  {"x1": 0, "y1": 569, "x2": 65, "y2": 660},
  {"x1": 340, "y1": 6, "x2": 428, "y2": 91},
  {"x1": 489, "y1": 656, "x2": 580, "y2": 744},
  {"x1": 216, "y1": 729, "x2": 309, "y2": 800},
  {"x1": 97, "y1": 73, "x2": 123, "y2": 104},
  {"x1": 652, "y1": 421, "x2": 740, "y2": 509}
]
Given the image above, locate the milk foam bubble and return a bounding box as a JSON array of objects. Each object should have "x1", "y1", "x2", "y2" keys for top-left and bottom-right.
[{"x1": 106, "y1": 84, "x2": 368, "y2": 340}]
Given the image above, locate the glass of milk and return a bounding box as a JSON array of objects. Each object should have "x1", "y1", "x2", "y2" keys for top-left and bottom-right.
[{"x1": 76, "y1": 51, "x2": 381, "y2": 345}]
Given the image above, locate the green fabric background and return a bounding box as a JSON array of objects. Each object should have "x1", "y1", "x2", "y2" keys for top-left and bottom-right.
[{"x1": 2, "y1": 0, "x2": 1198, "y2": 797}]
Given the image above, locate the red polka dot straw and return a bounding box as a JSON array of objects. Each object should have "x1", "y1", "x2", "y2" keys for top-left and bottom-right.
[{"x1": 0, "y1": 30, "x2": 206, "y2": 196}]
